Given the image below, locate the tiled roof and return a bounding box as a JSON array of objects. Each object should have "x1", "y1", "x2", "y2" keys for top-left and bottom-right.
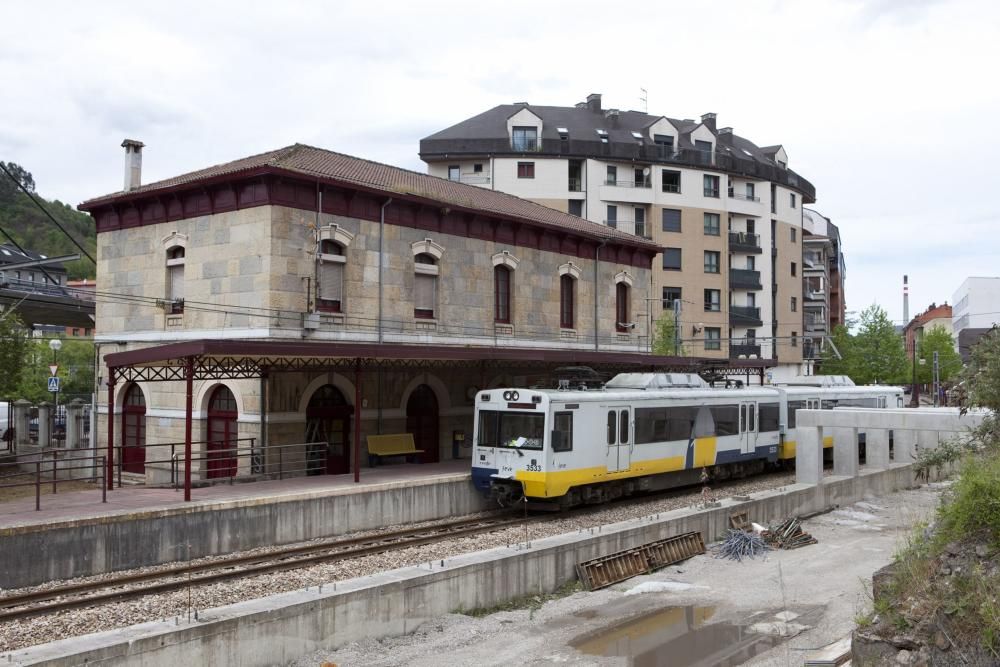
[{"x1": 80, "y1": 144, "x2": 659, "y2": 249}]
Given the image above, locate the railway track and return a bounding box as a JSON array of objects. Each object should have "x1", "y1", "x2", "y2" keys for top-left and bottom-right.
[{"x1": 0, "y1": 513, "x2": 528, "y2": 623}]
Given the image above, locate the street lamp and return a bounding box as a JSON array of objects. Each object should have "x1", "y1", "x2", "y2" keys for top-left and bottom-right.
[{"x1": 49, "y1": 338, "x2": 61, "y2": 448}]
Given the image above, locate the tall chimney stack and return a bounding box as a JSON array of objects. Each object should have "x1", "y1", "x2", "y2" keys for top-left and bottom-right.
[
  {"x1": 903, "y1": 275, "x2": 909, "y2": 324},
  {"x1": 586, "y1": 93, "x2": 602, "y2": 113},
  {"x1": 121, "y1": 139, "x2": 145, "y2": 192}
]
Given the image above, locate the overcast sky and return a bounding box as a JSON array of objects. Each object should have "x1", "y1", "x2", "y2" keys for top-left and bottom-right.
[{"x1": 2, "y1": 0, "x2": 997, "y2": 327}]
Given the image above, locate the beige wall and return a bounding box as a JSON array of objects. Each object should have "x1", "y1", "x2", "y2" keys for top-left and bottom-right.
[{"x1": 774, "y1": 219, "x2": 803, "y2": 364}]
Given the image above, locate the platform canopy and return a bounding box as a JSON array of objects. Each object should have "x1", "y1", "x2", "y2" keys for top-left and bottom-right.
[{"x1": 103, "y1": 339, "x2": 773, "y2": 382}]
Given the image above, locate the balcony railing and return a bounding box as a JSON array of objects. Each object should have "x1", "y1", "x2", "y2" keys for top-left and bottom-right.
[
  {"x1": 727, "y1": 189, "x2": 761, "y2": 202},
  {"x1": 604, "y1": 219, "x2": 650, "y2": 239},
  {"x1": 703, "y1": 187, "x2": 720, "y2": 198},
  {"x1": 419, "y1": 137, "x2": 817, "y2": 201},
  {"x1": 728, "y1": 232, "x2": 762, "y2": 253},
  {"x1": 730, "y1": 305, "x2": 763, "y2": 326},
  {"x1": 568, "y1": 177, "x2": 582, "y2": 192},
  {"x1": 511, "y1": 138, "x2": 540, "y2": 152},
  {"x1": 457, "y1": 174, "x2": 491, "y2": 185},
  {"x1": 661, "y1": 182, "x2": 681, "y2": 193},
  {"x1": 604, "y1": 179, "x2": 652, "y2": 188},
  {"x1": 729, "y1": 268, "x2": 762, "y2": 290},
  {"x1": 730, "y1": 343, "x2": 762, "y2": 358}
]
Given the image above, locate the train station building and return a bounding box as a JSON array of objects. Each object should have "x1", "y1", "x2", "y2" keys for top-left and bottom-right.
[{"x1": 79, "y1": 142, "x2": 772, "y2": 498}]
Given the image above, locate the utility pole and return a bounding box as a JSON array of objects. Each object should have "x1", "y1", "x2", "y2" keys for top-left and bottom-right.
[
  {"x1": 933, "y1": 351, "x2": 940, "y2": 407},
  {"x1": 673, "y1": 299, "x2": 681, "y2": 356}
]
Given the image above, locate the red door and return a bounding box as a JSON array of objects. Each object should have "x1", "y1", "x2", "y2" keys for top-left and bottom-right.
[
  {"x1": 305, "y1": 385, "x2": 352, "y2": 475},
  {"x1": 122, "y1": 384, "x2": 146, "y2": 474},
  {"x1": 206, "y1": 386, "x2": 238, "y2": 479},
  {"x1": 406, "y1": 384, "x2": 439, "y2": 464}
]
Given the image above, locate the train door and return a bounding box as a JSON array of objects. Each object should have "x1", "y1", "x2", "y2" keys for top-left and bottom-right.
[
  {"x1": 739, "y1": 401, "x2": 758, "y2": 455},
  {"x1": 605, "y1": 406, "x2": 632, "y2": 472}
]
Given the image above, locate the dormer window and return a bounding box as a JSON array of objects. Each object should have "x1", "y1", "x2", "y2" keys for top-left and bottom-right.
[
  {"x1": 318, "y1": 239, "x2": 346, "y2": 313},
  {"x1": 166, "y1": 246, "x2": 185, "y2": 314},
  {"x1": 511, "y1": 126, "x2": 537, "y2": 151},
  {"x1": 557, "y1": 127, "x2": 569, "y2": 142},
  {"x1": 595, "y1": 129, "x2": 609, "y2": 144}
]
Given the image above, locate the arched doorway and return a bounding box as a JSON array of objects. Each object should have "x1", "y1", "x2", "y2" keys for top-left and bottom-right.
[
  {"x1": 121, "y1": 384, "x2": 146, "y2": 474},
  {"x1": 206, "y1": 385, "x2": 238, "y2": 479},
  {"x1": 406, "y1": 384, "x2": 439, "y2": 464},
  {"x1": 305, "y1": 384, "x2": 352, "y2": 475}
]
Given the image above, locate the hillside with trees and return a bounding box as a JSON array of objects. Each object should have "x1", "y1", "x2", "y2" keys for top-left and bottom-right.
[{"x1": 0, "y1": 161, "x2": 96, "y2": 280}]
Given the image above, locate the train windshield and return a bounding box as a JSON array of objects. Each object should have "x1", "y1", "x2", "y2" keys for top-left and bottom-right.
[{"x1": 477, "y1": 410, "x2": 545, "y2": 450}]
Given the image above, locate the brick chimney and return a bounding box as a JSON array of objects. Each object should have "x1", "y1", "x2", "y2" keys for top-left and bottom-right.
[
  {"x1": 586, "y1": 93, "x2": 602, "y2": 113},
  {"x1": 121, "y1": 139, "x2": 145, "y2": 192},
  {"x1": 701, "y1": 113, "x2": 717, "y2": 131}
]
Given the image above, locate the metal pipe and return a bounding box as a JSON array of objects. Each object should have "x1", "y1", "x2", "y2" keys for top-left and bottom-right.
[
  {"x1": 184, "y1": 356, "x2": 194, "y2": 501},
  {"x1": 378, "y1": 198, "x2": 392, "y2": 344},
  {"x1": 594, "y1": 240, "x2": 607, "y2": 351},
  {"x1": 106, "y1": 368, "x2": 115, "y2": 491},
  {"x1": 353, "y1": 362, "x2": 362, "y2": 483}
]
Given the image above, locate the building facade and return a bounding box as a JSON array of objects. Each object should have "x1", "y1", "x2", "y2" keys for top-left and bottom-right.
[
  {"x1": 420, "y1": 94, "x2": 815, "y2": 369},
  {"x1": 952, "y1": 277, "x2": 1000, "y2": 359},
  {"x1": 903, "y1": 302, "x2": 952, "y2": 355},
  {"x1": 800, "y1": 209, "x2": 847, "y2": 367},
  {"x1": 80, "y1": 143, "x2": 668, "y2": 482}
]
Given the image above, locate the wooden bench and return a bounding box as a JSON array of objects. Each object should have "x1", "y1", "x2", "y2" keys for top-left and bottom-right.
[{"x1": 367, "y1": 433, "x2": 424, "y2": 466}]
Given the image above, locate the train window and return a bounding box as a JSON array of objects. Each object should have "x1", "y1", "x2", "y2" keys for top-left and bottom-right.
[
  {"x1": 759, "y1": 403, "x2": 780, "y2": 432},
  {"x1": 552, "y1": 412, "x2": 573, "y2": 452},
  {"x1": 619, "y1": 409, "x2": 630, "y2": 443},
  {"x1": 822, "y1": 400, "x2": 838, "y2": 410},
  {"x1": 711, "y1": 404, "x2": 739, "y2": 436},
  {"x1": 477, "y1": 411, "x2": 499, "y2": 446},
  {"x1": 747, "y1": 403, "x2": 756, "y2": 432},
  {"x1": 477, "y1": 410, "x2": 545, "y2": 450},
  {"x1": 607, "y1": 411, "x2": 617, "y2": 445},
  {"x1": 787, "y1": 401, "x2": 805, "y2": 429}
]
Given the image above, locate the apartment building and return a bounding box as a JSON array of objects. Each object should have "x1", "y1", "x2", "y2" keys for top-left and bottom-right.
[
  {"x1": 800, "y1": 209, "x2": 847, "y2": 367},
  {"x1": 420, "y1": 94, "x2": 814, "y2": 369},
  {"x1": 903, "y1": 302, "x2": 952, "y2": 355},
  {"x1": 952, "y1": 277, "x2": 1000, "y2": 359}
]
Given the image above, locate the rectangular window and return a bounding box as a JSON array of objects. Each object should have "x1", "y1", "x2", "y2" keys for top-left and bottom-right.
[
  {"x1": 703, "y1": 212, "x2": 720, "y2": 236},
  {"x1": 568, "y1": 199, "x2": 583, "y2": 217},
  {"x1": 791, "y1": 296, "x2": 797, "y2": 312},
  {"x1": 705, "y1": 327, "x2": 722, "y2": 351},
  {"x1": 552, "y1": 412, "x2": 573, "y2": 452},
  {"x1": 662, "y1": 286, "x2": 681, "y2": 309},
  {"x1": 791, "y1": 261, "x2": 797, "y2": 277},
  {"x1": 759, "y1": 403, "x2": 780, "y2": 432},
  {"x1": 704, "y1": 289, "x2": 720, "y2": 312},
  {"x1": 710, "y1": 404, "x2": 739, "y2": 435},
  {"x1": 447, "y1": 165, "x2": 460, "y2": 181},
  {"x1": 634, "y1": 405, "x2": 709, "y2": 444},
  {"x1": 511, "y1": 126, "x2": 538, "y2": 151},
  {"x1": 790, "y1": 227, "x2": 797, "y2": 242},
  {"x1": 746, "y1": 183, "x2": 755, "y2": 200},
  {"x1": 695, "y1": 140, "x2": 713, "y2": 164},
  {"x1": 792, "y1": 331, "x2": 799, "y2": 347},
  {"x1": 606, "y1": 165, "x2": 617, "y2": 185},
  {"x1": 663, "y1": 247, "x2": 682, "y2": 271},
  {"x1": 662, "y1": 208, "x2": 681, "y2": 232},
  {"x1": 654, "y1": 134, "x2": 674, "y2": 158},
  {"x1": 414, "y1": 273, "x2": 436, "y2": 319},
  {"x1": 606, "y1": 204, "x2": 618, "y2": 228},
  {"x1": 606, "y1": 410, "x2": 617, "y2": 445},
  {"x1": 476, "y1": 411, "x2": 544, "y2": 450},
  {"x1": 703, "y1": 174, "x2": 720, "y2": 198},
  {"x1": 704, "y1": 251, "x2": 720, "y2": 274},
  {"x1": 517, "y1": 162, "x2": 534, "y2": 179},
  {"x1": 661, "y1": 169, "x2": 681, "y2": 193},
  {"x1": 473, "y1": 163, "x2": 483, "y2": 173},
  {"x1": 634, "y1": 207, "x2": 646, "y2": 237},
  {"x1": 771, "y1": 183, "x2": 777, "y2": 214},
  {"x1": 560, "y1": 275, "x2": 574, "y2": 328},
  {"x1": 790, "y1": 193, "x2": 797, "y2": 208}
]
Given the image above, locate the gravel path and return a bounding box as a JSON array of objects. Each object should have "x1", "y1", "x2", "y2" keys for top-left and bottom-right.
[{"x1": 0, "y1": 470, "x2": 795, "y2": 652}]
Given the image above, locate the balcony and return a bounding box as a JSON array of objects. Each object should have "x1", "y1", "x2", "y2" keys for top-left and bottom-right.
[
  {"x1": 604, "y1": 219, "x2": 650, "y2": 239},
  {"x1": 729, "y1": 268, "x2": 762, "y2": 290},
  {"x1": 730, "y1": 305, "x2": 763, "y2": 327},
  {"x1": 600, "y1": 179, "x2": 654, "y2": 204},
  {"x1": 730, "y1": 343, "x2": 762, "y2": 358},
  {"x1": 661, "y1": 182, "x2": 681, "y2": 194},
  {"x1": 510, "y1": 138, "x2": 540, "y2": 152},
  {"x1": 568, "y1": 177, "x2": 582, "y2": 192},
  {"x1": 728, "y1": 232, "x2": 762, "y2": 254},
  {"x1": 605, "y1": 178, "x2": 651, "y2": 189},
  {"x1": 728, "y1": 189, "x2": 761, "y2": 203}
]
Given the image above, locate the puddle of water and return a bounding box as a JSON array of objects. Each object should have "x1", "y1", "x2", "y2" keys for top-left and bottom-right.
[{"x1": 572, "y1": 605, "x2": 785, "y2": 667}]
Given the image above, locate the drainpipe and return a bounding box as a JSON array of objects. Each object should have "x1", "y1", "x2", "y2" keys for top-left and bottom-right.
[
  {"x1": 594, "y1": 239, "x2": 608, "y2": 351},
  {"x1": 378, "y1": 198, "x2": 393, "y2": 344}
]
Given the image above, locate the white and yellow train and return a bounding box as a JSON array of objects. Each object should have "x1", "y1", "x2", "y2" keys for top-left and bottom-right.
[{"x1": 471, "y1": 373, "x2": 903, "y2": 507}]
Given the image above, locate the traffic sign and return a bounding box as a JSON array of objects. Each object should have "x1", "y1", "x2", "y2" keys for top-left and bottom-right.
[
  {"x1": 47, "y1": 376, "x2": 60, "y2": 393},
  {"x1": 49, "y1": 364, "x2": 59, "y2": 377}
]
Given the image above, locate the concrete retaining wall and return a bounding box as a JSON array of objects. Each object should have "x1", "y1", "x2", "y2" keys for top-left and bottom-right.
[
  {"x1": 0, "y1": 475, "x2": 489, "y2": 589},
  {"x1": 10, "y1": 464, "x2": 918, "y2": 666}
]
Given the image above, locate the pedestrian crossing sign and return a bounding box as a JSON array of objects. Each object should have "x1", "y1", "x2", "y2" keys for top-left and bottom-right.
[{"x1": 47, "y1": 376, "x2": 60, "y2": 393}]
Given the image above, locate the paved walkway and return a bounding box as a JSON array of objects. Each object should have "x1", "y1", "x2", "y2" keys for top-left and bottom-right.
[{"x1": 0, "y1": 459, "x2": 471, "y2": 529}]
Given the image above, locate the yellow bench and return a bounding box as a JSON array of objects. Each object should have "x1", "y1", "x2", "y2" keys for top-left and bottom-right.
[{"x1": 367, "y1": 433, "x2": 424, "y2": 465}]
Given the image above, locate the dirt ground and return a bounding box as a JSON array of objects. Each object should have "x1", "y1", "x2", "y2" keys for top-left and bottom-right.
[
  {"x1": 0, "y1": 472, "x2": 97, "y2": 503},
  {"x1": 298, "y1": 483, "x2": 944, "y2": 667}
]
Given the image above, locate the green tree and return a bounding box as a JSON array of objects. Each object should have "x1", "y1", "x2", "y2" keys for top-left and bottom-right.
[
  {"x1": 852, "y1": 304, "x2": 908, "y2": 384},
  {"x1": 0, "y1": 313, "x2": 31, "y2": 398},
  {"x1": 916, "y1": 325, "x2": 963, "y2": 384},
  {"x1": 16, "y1": 338, "x2": 94, "y2": 404},
  {"x1": 651, "y1": 314, "x2": 686, "y2": 356},
  {"x1": 819, "y1": 324, "x2": 855, "y2": 377},
  {"x1": 959, "y1": 326, "x2": 1000, "y2": 412}
]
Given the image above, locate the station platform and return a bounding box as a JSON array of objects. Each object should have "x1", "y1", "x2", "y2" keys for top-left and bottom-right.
[{"x1": 0, "y1": 460, "x2": 489, "y2": 589}]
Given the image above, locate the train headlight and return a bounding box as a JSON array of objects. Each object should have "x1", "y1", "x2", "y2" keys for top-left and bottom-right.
[
  {"x1": 503, "y1": 391, "x2": 512, "y2": 401},
  {"x1": 511, "y1": 391, "x2": 519, "y2": 401}
]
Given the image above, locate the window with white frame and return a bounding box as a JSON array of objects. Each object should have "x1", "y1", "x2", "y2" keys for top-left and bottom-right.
[
  {"x1": 414, "y1": 253, "x2": 438, "y2": 319},
  {"x1": 318, "y1": 239, "x2": 346, "y2": 312},
  {"x1": 166, "y1": 246, "x2": 185, "y2": 314}
]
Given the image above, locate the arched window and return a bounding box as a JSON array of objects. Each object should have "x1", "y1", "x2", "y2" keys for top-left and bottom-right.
[
  {"x1": 122, "y1": 384, "x2": 146, "y2": 474},
  {"x1": 414, "y1": 253, "x2": 437, "y2": 319},
  {"x1": 318, "y1": 239, "x2": 345, "y2": 313},
  {"x1": 166, "y1": 246, "x2": 185, "y2": 314},
  {"x1": 207, "y1": 385, "x2": 238, "y2": 479},
  {"x1": 616, "y1": 282, "x2": 630, "y2": 332},
  {"x1": 494, "y1": 265, "x2": 511, "y2": 324},
  {"x1": 560, "y1": 274, "x2": 575, "y2": 329}
]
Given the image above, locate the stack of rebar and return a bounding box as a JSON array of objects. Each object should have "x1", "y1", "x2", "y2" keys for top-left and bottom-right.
[
  {"x1": 714, "y1": 529, "x2": 770, "y2": 562},
  {"x1": 764, "y1": 517, "x2": 817, "y2": 550}
]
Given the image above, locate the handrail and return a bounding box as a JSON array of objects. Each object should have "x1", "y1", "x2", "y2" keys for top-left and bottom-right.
[{"x1": 0, "y1": 455, "x2": 107, "y2": 510}]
